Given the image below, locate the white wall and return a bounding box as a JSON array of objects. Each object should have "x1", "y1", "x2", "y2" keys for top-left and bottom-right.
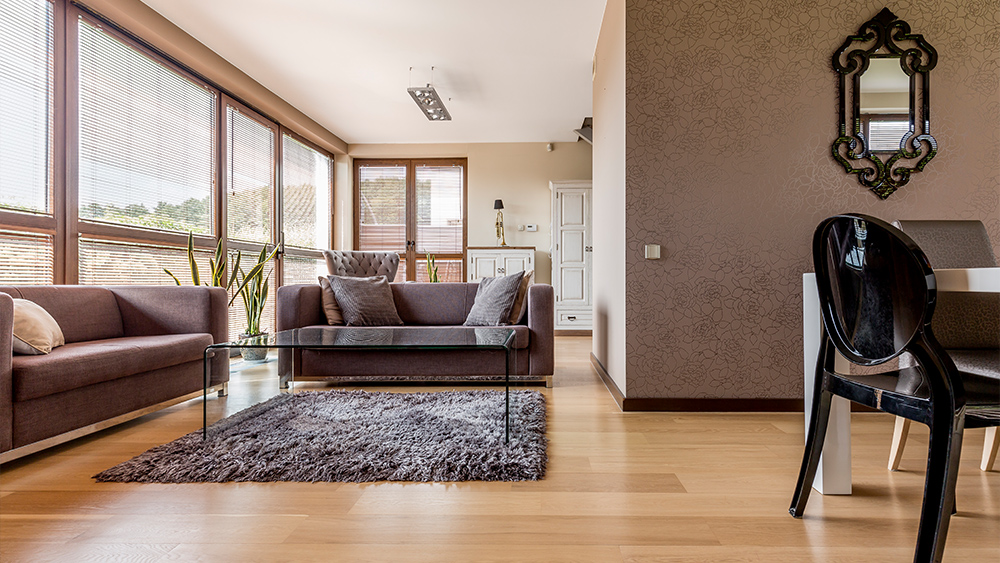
[
  {"x1": 344, "y1": 142, "x2": 594, "y2": 284},
  {"x1": 591, "y1": 0, "x2": 627, "y2": 393}
]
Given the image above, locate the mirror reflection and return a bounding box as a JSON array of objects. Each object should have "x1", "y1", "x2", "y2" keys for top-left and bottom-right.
[{"x1": 859, "y1": 58, "x2": 910, "y2": 154}]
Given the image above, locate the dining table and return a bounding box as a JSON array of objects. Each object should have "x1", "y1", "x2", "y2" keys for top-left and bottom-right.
[{"x1": 801, "y1": 266, "x2": 1000, "y2": 495}]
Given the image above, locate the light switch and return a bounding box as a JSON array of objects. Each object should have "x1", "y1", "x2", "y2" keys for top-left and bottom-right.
[
  {"x1": 517, "y1": 224, "x2": 525, "y2": 231},
  {"x1": 645, "y1": 244, "x2": 661, "y2": 260},
  {"x1": 526, "y1": 224, "x2": 537, "y2": 232}
]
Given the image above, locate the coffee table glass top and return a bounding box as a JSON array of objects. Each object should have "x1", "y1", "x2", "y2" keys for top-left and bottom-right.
[{"x1": 211, "y1": 326, "x2": 516, "y2": 350}]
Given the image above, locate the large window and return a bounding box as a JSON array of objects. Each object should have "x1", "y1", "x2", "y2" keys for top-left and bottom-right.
[
  {"x1": 77, "y1": 17, "x2": 215, "y2": 235},
  {"x1": 0, "y1": 0, "x2": 54, "y2": 216},
  {"x1": 0, "y1": 0, "x2": 337, "y2": 333},
  {"x1": 0, "y1": 0, "x2": 57, "y2": 283},
  {"x1": 281, "y1": 133, "x2": 331, "y2": 285},
  {"x1": 355, "y1": 159, "x2": 466, "y2": 282}
]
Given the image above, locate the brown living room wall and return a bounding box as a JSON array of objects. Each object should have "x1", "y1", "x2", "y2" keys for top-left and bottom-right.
[
  {"x1": 78, "y1": 0, "x2": 347, "y2": 155},
  {"x1": 616, "y1": 0, "x2": 999, "y2": 400}
]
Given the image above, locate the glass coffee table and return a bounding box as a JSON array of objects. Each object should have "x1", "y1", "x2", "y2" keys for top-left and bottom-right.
[{"x1": 203, "y1": 326, "x2": 518, "y2": 442}]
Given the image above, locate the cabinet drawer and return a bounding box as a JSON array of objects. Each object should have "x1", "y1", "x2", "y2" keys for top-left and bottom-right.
[{"x1": 557, "y1": 310, "x2": 592, "y2": 326}]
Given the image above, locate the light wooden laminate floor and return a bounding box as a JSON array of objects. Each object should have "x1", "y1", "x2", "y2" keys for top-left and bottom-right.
[{"x1": 1, "y1": 336, "x2": 998, "y2": 562}]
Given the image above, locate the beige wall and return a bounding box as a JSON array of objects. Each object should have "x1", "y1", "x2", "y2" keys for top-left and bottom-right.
[
  {"x1": 612, "y1": 0, "x2": 999, "y2": 399},
  {"x1": 592, "y1": 0, "x2": 627, "y2": 393},
  {"x1": 344, "y1": 142, "x2": 594, "y2": 284},
  {"x1": 80, "y1": 0, "x2": 346, "y2": 155}
]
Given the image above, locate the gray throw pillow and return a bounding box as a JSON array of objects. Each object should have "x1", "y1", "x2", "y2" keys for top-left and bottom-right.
[
  {"x1": 326, "y1": 275, "x2": 403, "y2": 326},
  {"x1": 464, "y1": 270, "x2": 525, "y2": 326}
]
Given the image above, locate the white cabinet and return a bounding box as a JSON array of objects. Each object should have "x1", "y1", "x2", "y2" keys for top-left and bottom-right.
[
  {"x1": 467, "y1": 247, "x2": 535, "y2": 282},
  {"x1": 550, "y1": 181, "x2": 592, "y2": 330}
]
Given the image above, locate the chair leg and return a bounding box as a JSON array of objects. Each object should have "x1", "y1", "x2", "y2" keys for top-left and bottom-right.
[
  {"x1": 983, "y1": 427, "x2": 999, "y2": 472},
  {"x1": 913, "y1": 412, "x2": 964, "y2": 563},
  {"x1": 889, "y1": 416, "x2": 911, "y2": 470},
  {"x1": 790, "y1": 389, "x2": 833, "y2": 518}
]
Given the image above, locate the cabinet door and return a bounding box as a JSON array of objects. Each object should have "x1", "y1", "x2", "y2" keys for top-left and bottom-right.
[
  {"x1": 501, "y1": 253, "x2": 531, "y2": 276},
  {"x1": 468, "y1": 253, "x2": 499, "y2": 282},
  {"x1": 555, "y1": 189, "x2": 591, "y2": 307}
]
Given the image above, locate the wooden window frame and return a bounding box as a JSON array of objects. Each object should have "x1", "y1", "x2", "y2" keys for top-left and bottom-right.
[{"x1": 353, "y1": 158, "x2": 468, "y2": 281}]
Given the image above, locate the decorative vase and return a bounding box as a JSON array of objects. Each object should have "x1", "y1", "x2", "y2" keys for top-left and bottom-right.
[{"x1": 238, "y1": 332, "x2": 268, "y2": 361}]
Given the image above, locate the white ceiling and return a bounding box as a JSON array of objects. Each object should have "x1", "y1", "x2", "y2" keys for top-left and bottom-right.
[{"x1": 139, "y1": 0, "x2": 608, "y2": 145}]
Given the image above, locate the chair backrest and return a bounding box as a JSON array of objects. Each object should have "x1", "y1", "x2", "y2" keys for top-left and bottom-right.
[
  {"x1": 322, "y1": 250, "x2": 400, "y2": 282},
  {"x1": 892, "y1": 220, "x2": 996, "y2": 269},
  {"x1": 814, "y1": 214, "x2": 935, "y2": 366},
  {"x1": 894, "y1": 219, "x2": 1000, "y2": 350}
]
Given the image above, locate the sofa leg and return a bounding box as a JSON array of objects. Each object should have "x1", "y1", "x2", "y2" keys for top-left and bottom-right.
[
  {"x1": 545, "y1": 376, "x2": 553, "y2": 388},
  {"x1": 217, "y1": 382, "x2": 229, "y2": 397}
]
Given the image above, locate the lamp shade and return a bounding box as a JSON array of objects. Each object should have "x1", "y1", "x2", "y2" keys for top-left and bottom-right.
[{"x1": 494, "y1": 199, "x2": 504, "y2": 210}]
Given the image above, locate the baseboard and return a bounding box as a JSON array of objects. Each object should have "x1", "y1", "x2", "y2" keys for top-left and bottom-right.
[
  {"x1": 590, "y1": 353, "x2": 804, "y2": 412},
  {"x1": 0, "y1": 384, "x2": 226, "y2": 464},
  {"x1": 555, "y1": 329, "x2": 592, "y2": 336}
]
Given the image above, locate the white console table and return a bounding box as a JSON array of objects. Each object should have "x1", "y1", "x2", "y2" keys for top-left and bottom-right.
[{"x1": 802, "y1": 267, "x2": 1000, "y2": 495}]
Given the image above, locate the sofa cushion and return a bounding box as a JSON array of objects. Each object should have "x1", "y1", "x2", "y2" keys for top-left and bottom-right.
[
  {"x1": 392, "y1": 282, "x2": 474, "y2": 325},
  {"x1": 328, "y1": 276, "x2": 403, "y2": 326},
  {"x1": 7, "y1": 286, "x2": 124, "y2": 343},
  {"x1": 464, "y1": 271, "x2": 525, "y2": 326},
  {"x1": 12, "y1": 333, "x2": 214, "y2": 401},
  {"x1": 12, "y1": 299, "x2": 65, "y2": 355},
  {"x1": 317, "y1": 276, "x2": 345, "y2": 325},
  {"x1": 299, "y1": 324, "x2": 530, "y2": 349}
]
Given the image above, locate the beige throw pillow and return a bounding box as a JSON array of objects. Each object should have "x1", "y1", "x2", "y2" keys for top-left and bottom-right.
[
  {"x1": 12, "y1": 299, "x2": 65, "y2": 355},
  {"x1": 318, "y1": 276, "x2": 345, "y2": 325},
  {"x1": 507, "y1": 269, "x2": 535, "y2": 324}
]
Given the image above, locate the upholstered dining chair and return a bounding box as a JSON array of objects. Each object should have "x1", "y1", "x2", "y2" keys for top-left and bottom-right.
[
  {"x1": 322, "y1": 250, "x2": 400, "y2": 282},
  {"x1": 790, "y1": 214, "x2": 1000, "y2": 563},
  {"x1": 890, "y1": 220, "x2": 1000, "y2": 472}
]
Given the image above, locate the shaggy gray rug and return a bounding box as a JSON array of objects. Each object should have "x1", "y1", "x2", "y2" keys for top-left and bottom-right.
[{"x1": 94, "y1": 389, "x2": 547, "y2": 483}]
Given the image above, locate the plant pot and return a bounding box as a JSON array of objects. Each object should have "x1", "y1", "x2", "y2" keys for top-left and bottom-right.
[{"x1": 238, "y1": 332, "x2": 268, "y2": 362}]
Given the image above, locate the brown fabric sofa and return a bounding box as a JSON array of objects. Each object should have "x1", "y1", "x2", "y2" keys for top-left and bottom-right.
[
  {"x1": 277, "y1": 282, "x2": 554, "y2": 386},
  {"x1": 0, "y1": 285, "x2": 229, "y2": 462}
]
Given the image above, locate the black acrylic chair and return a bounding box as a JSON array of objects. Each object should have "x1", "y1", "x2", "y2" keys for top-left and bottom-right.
[{"x1": 790, "y1": 214, "x2": 1000, "y2": 563}]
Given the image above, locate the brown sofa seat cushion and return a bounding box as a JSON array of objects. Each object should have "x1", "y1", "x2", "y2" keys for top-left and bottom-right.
[
  {"x1": 12, "y1": 333, "x2": 213, "y2": 401},
  {"x1": 298, "y1": 324, "x2": 529, "y2": 350}
]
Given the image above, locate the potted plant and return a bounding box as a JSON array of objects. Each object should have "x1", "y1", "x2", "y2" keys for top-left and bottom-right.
[
  {"x1": 165, "y1": 234, "x2": 278, "y2": 360},
  {"x1": 232, "y1": 245, "x2": 275, "y2": 361},
  {"x1": 425, "y1": 252, "x2": 440, "y2": 282}
]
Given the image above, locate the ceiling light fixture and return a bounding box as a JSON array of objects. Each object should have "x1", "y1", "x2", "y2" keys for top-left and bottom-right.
[{"x1": 407, "y1": 66, "x2": 452, "y2": 121}]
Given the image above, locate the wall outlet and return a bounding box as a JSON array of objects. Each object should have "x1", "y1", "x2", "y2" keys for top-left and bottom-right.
[
  {"x1": 517, "y1": 224, "x2": 525, "y2": 231},
  {"x1": 526, "y1": 224, "x2": 537, "y2": 232}
]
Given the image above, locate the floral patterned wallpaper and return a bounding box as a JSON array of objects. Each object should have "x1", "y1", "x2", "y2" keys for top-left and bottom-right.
[{"x1": 623, "y1": 0, "x2": 999, "y2": 398}]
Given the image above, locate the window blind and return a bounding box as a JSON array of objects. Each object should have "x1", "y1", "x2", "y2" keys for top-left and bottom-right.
[
  {"x1": 0, "y1": 229, "x2": 53, "y2": 284},
  {"x1": 282, "y1": 255, "x2": 325, "y2": 286},
  {"x1": 227, "y1": 105, "x2": 274, "y2": 244},
  {"x1": 0, "y1": 0, "x2": 53, "y2": 215},
  {"x1": 868, "y1": 119, "x2": 910, "y2": 153},
  {"x1": 78, "y1": 238, "x2": 212, "y2": 286},
  {"x1": 415, "y1": 165, "x2": 463, "y2": 254},
  {"x1": 77, "y1": 17, "x2": 215, "y2": 234},
  {"x1": 357, "y1": 165, "x2": 406, "y2": 251},
  {"x1": 281, "y1": 135, "x2": 330, "y2": 250}
]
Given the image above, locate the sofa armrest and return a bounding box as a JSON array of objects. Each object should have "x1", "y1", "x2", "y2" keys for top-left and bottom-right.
[
  {"x1": 527, "y1": 284, "x2": 554, "y2": 376},
  {"x1": 276, "y1": 284, "x2": 324, "y2": 380},
  {"x1": 109, "y1": 286, "x2": 229, "y2": 386},
  {"x1": 276, "y1": 284, "x2": 324, "y2": 331},
  {"x1": 1, "y1": 292, "x2": 13, "y2": 452}
]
